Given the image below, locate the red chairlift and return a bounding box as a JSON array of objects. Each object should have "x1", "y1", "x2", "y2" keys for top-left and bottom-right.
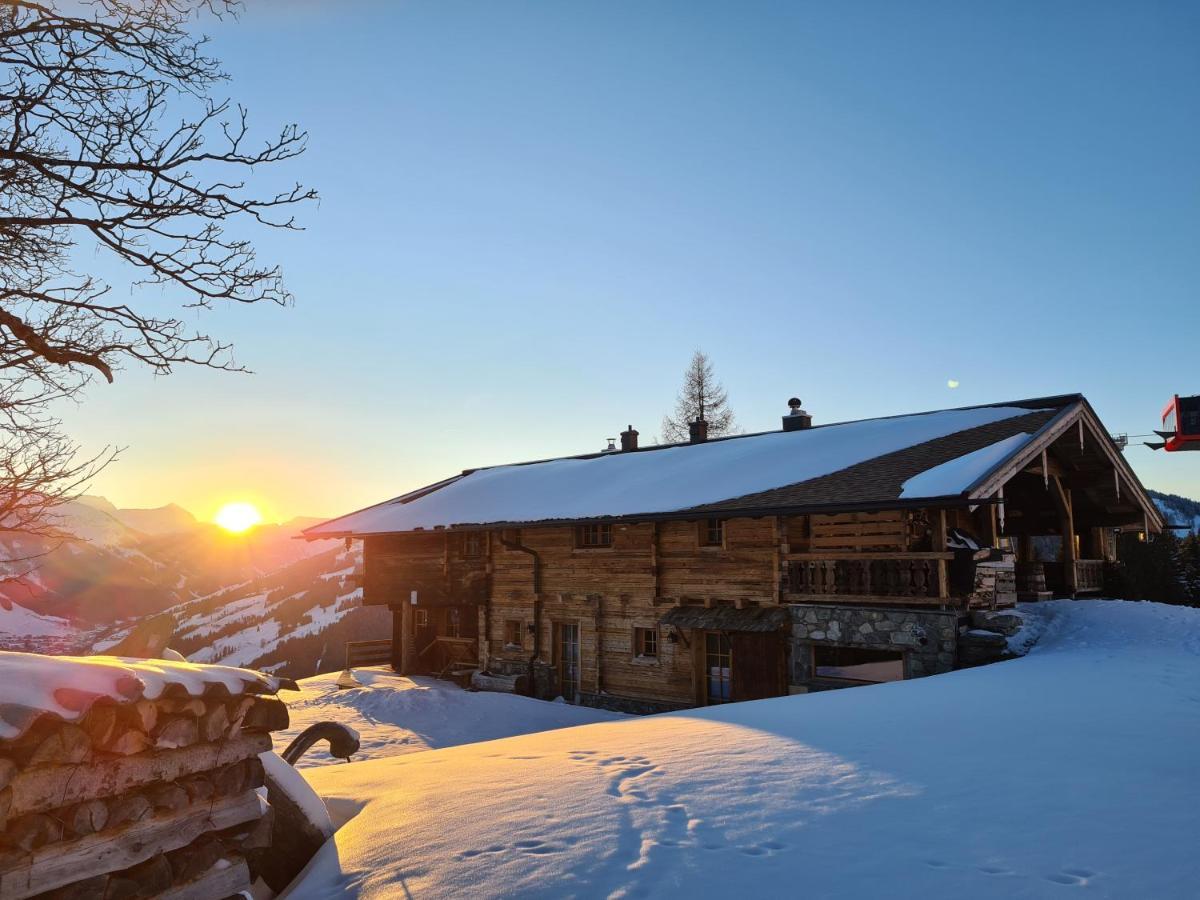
[{"x1": 1147, "y1": 394, "x2": 1200, "y2": 451}]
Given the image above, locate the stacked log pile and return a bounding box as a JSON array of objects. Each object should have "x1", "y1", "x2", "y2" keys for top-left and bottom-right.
[{"x1": 0, "y1": 653, "x2": 294, "y2": 899}]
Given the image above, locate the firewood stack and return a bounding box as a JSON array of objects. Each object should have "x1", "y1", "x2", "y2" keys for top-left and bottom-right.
[{"x1": 0, "y1": 652, "x2": 296, "y2": 899}]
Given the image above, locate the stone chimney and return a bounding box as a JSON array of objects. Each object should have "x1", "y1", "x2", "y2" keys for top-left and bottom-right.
[
  {"x1": 782, "y1": 397, "x2": 812, "y2": 432},
  {"x1": 620, "y1": 425, "x2": 639, "y2": 451},
  {"x1": 688, "y1": 418, "x2": 709, "y2": 444}
]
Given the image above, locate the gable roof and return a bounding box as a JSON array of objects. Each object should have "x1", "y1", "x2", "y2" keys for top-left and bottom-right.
[{"x1": 305, "y1": 394, "x2": 1158, "y2": 539}]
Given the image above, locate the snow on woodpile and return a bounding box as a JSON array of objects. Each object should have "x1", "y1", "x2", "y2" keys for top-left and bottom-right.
[
  {"x1": 307, "y1": 404, "x2": 1049, "y2": 535},
  {"x1": 0, "y1": 652, "x2": 294, "y2": 899},
  {"x1": 0, "y1": 651, "x2": 291, "y2": 741},
  {"x1": 295, "y1": 601, "x2": 1200, "y2": 899}
]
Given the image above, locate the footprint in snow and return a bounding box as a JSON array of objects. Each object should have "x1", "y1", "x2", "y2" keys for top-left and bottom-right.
[{"x1": 1045, "y1": 868, "x2": 1095, "y2": 886}]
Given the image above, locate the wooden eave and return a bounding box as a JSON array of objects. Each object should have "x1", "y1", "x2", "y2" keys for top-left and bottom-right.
[{"x1": 964, "y1": 399, "x2": 1164, "y2": 532}]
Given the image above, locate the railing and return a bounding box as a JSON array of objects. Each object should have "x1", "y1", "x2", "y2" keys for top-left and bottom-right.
[
  {"x1": 345, "y1": 639, "x2": 393, "y2": 669},
  {"x1": 1073, "y1": 559, "x2": 1105, "y2": 594},
  {"x1": 785, "y1": 553, "x2": 952, "y2": 602}
]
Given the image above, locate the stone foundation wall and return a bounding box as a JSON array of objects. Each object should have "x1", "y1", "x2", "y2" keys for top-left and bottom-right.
[{"x1": 788, "y1": 604, "x2": 960, "y2": 684}]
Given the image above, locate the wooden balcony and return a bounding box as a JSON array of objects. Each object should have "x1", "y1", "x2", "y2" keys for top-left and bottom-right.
[{"x1": 783, "y1": 552, "x2": 953, "y2": 606}]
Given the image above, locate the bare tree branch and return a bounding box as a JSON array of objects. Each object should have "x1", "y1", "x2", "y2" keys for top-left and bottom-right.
[{"x1": 0, "y1": 0, "x2": 312, "y2": 551}]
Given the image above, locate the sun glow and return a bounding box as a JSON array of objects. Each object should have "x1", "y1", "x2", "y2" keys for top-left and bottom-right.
[{"x1": 214, "y1": 502, "x2": 263, "y2": 533}]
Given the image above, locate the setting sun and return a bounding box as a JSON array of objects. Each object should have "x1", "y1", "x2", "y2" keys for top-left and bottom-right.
[{"x1": 214, "y1": 502, "x2": 263, "y2": 534}]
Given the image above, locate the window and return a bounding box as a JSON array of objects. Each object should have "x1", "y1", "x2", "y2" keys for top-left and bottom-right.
[
  {"x1": 812, "y1": 645, "x2": 904, "y2": 683},
  {"x1": 446, "y1": 608, "x2": 461, "y2": 638},
  {"x1": 705, "y1": 632, "x2": 732, "y2": 704},
  {"x1": 504, "y1": 619, "x2": 524, "y2": 649},
  {"x1": 700, "y1": 518, "x2": 725, "y2": 547},
  {"x1": 576, "y1": 523, "x2": 613, "y2": 548},
  {"x1": 414, "y1": 609, "x2": 429, "y2": 627},
  {"x1": 463, "y1": 532, "x2": 483, "y2": 558},
  {"x1": 633, "y1": 627, "x2": 658, "y2": 659}
]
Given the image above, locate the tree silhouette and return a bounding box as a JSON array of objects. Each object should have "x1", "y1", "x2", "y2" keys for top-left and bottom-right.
[
  {"x1": 661, "y1": 350, "x2": 736, "y2": 443},
  {"x1": 0, "y1": 1, "x2": 313, "y2": 558}
]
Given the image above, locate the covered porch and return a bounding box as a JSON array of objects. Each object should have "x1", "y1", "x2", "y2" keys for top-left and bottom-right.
[{"x1": 968, "y1": 403, "x2": 1163, "y2": 599}]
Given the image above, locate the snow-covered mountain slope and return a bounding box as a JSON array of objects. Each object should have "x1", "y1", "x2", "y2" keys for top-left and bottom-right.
[
  {"x1": 158, "y1": 543, "x2": 390, "y2": 681},
  {"x1": 0, "y1": 497, "x2": 333, "y2": 629},
  {"x1": 298, "y1": 600, "x2": 1200, "y2": 900},
  {"x1": 78, "y1": 496, "x2": 198, "y2": 536},
  {"x1": 1150, "y1": 490, "x2": 1200, "y2": 534},
  {"x1": 275, "y1": 669, "x2": 626, "y2": 768}
]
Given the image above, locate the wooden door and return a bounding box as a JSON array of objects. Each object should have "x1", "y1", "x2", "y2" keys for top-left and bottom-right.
[
  {"x1": 704, "y1": 632, "x2": 733, "y2": 704},
  {"x1": 731, "y1": 632, "x2": 786, "y2": 701},
  {"x1": 413, "y1": 607, "x2": 437, "y2": 668},
  {"x1": 555, "y1": 622, "x2": 581, "y2": 703}
]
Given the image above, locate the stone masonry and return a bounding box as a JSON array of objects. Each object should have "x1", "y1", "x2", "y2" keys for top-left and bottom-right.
[{"x1": 788, "y1": 604, "x2": 960, "y2": 686}]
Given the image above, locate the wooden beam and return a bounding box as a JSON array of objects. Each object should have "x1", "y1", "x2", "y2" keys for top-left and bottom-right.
[
  {"x1": 1050, "y1": 476, "x2": 1077, "y2": 595},
  {"x1": 0, "y1": 792, "x2": 260, "y2": 900},
  {"x1": 8, "y1": 734, "x2": 269, "y2": 819},
  {"x1": 160, "y1": 858, "x2": 251, "y2": 900}
]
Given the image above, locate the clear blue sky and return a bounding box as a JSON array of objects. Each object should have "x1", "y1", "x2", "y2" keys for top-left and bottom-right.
[{"x1": 65, "y1": 0, "x2": 1200, "y2": 521}]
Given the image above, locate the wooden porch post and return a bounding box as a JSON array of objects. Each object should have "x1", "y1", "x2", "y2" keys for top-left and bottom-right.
[
  {"x1": 1050, "y1": 476, "x2": 1077, "y2": 595},
  {"x1": 390, "y1": 604, "x2": 405, "y2": 672}
]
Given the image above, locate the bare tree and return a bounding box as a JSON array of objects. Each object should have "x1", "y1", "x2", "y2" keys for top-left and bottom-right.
[
  {"x1": 661, "y1": 350, "x2": 736, "y2": 443},
  {"x1": 0, "y1": 0, "x2": 313, "y2": 551}
]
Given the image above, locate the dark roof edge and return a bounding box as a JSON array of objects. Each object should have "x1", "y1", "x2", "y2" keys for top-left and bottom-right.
[
  {"x1": 301, "y1": 474, "x2": 465, "y2": 540},
  {"x1": 314, "y1": 493, "x2": 1001, "y2": 540}
]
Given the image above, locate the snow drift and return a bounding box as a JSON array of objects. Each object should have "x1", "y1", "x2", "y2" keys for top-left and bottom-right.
[{"x1": 293, "y1": 600, "x2": 1200, "y2": 899}]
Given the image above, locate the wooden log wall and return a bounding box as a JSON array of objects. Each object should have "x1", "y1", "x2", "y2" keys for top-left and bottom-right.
[
  {"x1": 0, "y1": 689, "x2": 288, "y2": 899},
  {"x1": 367, "y1": 510, "x2": 937, "y2": 708}
]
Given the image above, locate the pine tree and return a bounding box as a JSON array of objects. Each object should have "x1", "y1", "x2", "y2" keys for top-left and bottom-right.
[
  {"x1": 661, "y1": 351, "x2": 737, "y2": 443},
  {"x1": 1113, "y1": 530, "x2": 1188, "y2": 605},
  {"x1": 1179, "y1": 533, "x2": 1200, "y2": 605}
]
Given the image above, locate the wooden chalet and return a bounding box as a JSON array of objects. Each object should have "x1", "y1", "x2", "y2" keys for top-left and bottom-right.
[{"x1": 306, "y1": 394, "x2": 1163, "y2": 713}]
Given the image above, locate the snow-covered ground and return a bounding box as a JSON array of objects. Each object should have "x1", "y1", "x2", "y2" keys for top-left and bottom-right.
[
  {"x1": 274, "y1": 668, "x2": 627, "y2": 767},
  {"x1": 291, "y1": 600, "x2": 1200, "y2": 899},
  {"x1": 0, "y1": 601, "x2": 72, "y2": 637}
]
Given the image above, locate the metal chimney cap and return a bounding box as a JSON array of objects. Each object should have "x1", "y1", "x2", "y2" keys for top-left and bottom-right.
[{"x1": 788, "y1": 397, "x2": 803, "y2": 411}]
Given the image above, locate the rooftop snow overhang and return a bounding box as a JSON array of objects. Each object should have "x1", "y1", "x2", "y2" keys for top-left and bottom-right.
[
  {"x1": 304, "y1": 396, "x2": 1111, "y2": 540},
  {"x1": 961, "y1": 398, "x2": 1165, "y2": 533}
]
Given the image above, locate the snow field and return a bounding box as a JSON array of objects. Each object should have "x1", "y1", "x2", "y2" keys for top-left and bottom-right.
[{"x1": 291, "y1": 600, "x2": 1200, "y2": 899}]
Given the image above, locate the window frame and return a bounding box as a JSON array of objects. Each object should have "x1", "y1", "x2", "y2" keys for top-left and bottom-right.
[
  {"x1": 503, "y1": 619, "x2": 524, "y2": 650},
  {"x1": 811, "y1": 644, "x2": 906, "y2": 684},
  {"x1": 576, "y1": 523, "x2": 613, "y2": 549},
  {"x1": 462, "y1": 531, "x2": 484, "y2": 558},
  {"x1": 632, "y1": 626, "x2": 659, "y2": 660},
  {"x1": 699, "y1": 517, "x2": 725, "y2": 548}
]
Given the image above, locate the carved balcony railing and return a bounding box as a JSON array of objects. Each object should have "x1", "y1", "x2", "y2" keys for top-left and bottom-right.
[{"x1": 784, "y1": 552, "x2": 953, "y2": 603}]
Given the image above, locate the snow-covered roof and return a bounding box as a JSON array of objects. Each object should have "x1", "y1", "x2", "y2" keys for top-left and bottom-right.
[
  {"x1": 0, "y1": 652, "x2": 293, "y2": 742},
  {"x1": 307, "y1": 396, "x2": 1085, "y2": 538}
]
